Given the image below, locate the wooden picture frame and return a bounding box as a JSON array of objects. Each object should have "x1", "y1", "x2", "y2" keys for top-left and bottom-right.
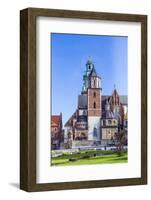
[{"x1": 20, "y1": 7, "x2": 147, "y2": 192}]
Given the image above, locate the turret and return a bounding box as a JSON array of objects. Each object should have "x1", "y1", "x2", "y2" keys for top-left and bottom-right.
[{"x1": 82, "y1": 59, "x2": 101, "y2": 92}]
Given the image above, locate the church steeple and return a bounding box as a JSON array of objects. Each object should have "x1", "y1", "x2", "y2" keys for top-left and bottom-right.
[
  {"x1": 85, "y1": 59, "x2": 102, "y2": 141},
  {"x1": 86, "y1": 59, "x2": 94, "y2": 72},
  {"x1": 86, "y1": 59, "x2": 102, "y2": 117},
  {"x1": 82, "y1": 59, "x2": 101, "y2": 92}
]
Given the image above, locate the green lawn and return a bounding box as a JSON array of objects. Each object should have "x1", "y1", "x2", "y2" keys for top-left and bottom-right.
[{"x1": 51, "y1": 150, "x2": 128, "y2": 166}]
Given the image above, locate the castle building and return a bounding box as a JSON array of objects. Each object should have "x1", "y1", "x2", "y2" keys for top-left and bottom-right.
[
  {"x1": 64, "y1": 60, "x2": 127, "y2": 148},
  {"x1": 51, "y1": 113, "x2": 63, "y2": 149}
]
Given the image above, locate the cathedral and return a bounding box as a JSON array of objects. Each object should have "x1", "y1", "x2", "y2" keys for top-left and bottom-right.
[{"x1": 64, "y1": 59, "x2": 127, "y2": 148}]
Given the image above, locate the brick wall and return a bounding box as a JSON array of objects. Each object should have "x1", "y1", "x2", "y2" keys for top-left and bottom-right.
[{"x1": 87, "y1": 88, "x2": 101, "y2": 116}]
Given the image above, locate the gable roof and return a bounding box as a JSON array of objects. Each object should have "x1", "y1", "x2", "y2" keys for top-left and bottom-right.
[
  {"x1": 102, "y1": 95, "x2": 128, "y2": 107},
  {"x1": 51, "y1": 115, "x2": 61, "y2": 127},
  {"x1": 64, "y1": 110, "x2": 77, "y2": 127}
]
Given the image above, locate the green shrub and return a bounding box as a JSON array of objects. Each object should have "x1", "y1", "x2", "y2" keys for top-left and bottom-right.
[
  {"x1": 82, "y1": 155, "x2": 91, "y2": 159},
  {"x1": 69, "y1": 158, "x2": 78, "y2": 162}
]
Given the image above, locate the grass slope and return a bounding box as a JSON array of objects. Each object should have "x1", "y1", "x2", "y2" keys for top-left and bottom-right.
[{"x1": 51, "y1": 150, "x2": 128, "y2": 166}]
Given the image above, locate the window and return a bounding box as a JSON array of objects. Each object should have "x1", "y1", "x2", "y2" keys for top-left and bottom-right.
[
  {"x1": 93, "y1": 102, "x2": 96, "y2": 109},
  {"x1": 102, "y1": 120, "x2": 106, "y2": 126},
  {"x1": 83, "y1": 110, "x2": 87, "y2": 115},
  {"x1": 108, "y1": 120, "x2": 112, "y2": 125},
  {"x1": 93, "y1": 92, "x2": 96, "y2": 97},
  {"x1": 108, "y1": 119, "x2": 112, "y2": 125},
  {"x1": 113, "y1": 120, "x2": 117, "y2": 125},
  {"x1": 68, "y1": 132, "x2": 71, "y2": 139},
  {"x1": 93, "y1": 128, "x2": 97, "y2": 137}
]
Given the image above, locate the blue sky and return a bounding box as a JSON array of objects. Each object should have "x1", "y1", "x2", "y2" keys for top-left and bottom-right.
[{"x1": 51, "y1": 33, "x2": 128, "y2": 125}]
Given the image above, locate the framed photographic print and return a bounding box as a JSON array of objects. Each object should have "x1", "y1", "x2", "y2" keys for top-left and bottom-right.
[{"x1": 20, "y1": 8, "x2": 147, "y2": 191}]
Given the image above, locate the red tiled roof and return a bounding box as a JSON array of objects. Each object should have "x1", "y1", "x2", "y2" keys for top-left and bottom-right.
[{"x1": 51, "y1": 115, "x2": 61, "y2": 127}]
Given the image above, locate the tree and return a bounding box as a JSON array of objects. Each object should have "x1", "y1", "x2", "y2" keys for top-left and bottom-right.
[{"x1": 114, "y1": 129, "x2": 127, "y2": 156}]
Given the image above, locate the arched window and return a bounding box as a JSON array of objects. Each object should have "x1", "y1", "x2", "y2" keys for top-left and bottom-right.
[
  {"x1": 68, "y1": 132, "x2": 72, "y2": 139},
  {"x1": 93, "y1": 92, "x2": 96, "y2": 97},
  {"x1": 93, "y1": 102, "x2": 96, "y2": 109}
]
